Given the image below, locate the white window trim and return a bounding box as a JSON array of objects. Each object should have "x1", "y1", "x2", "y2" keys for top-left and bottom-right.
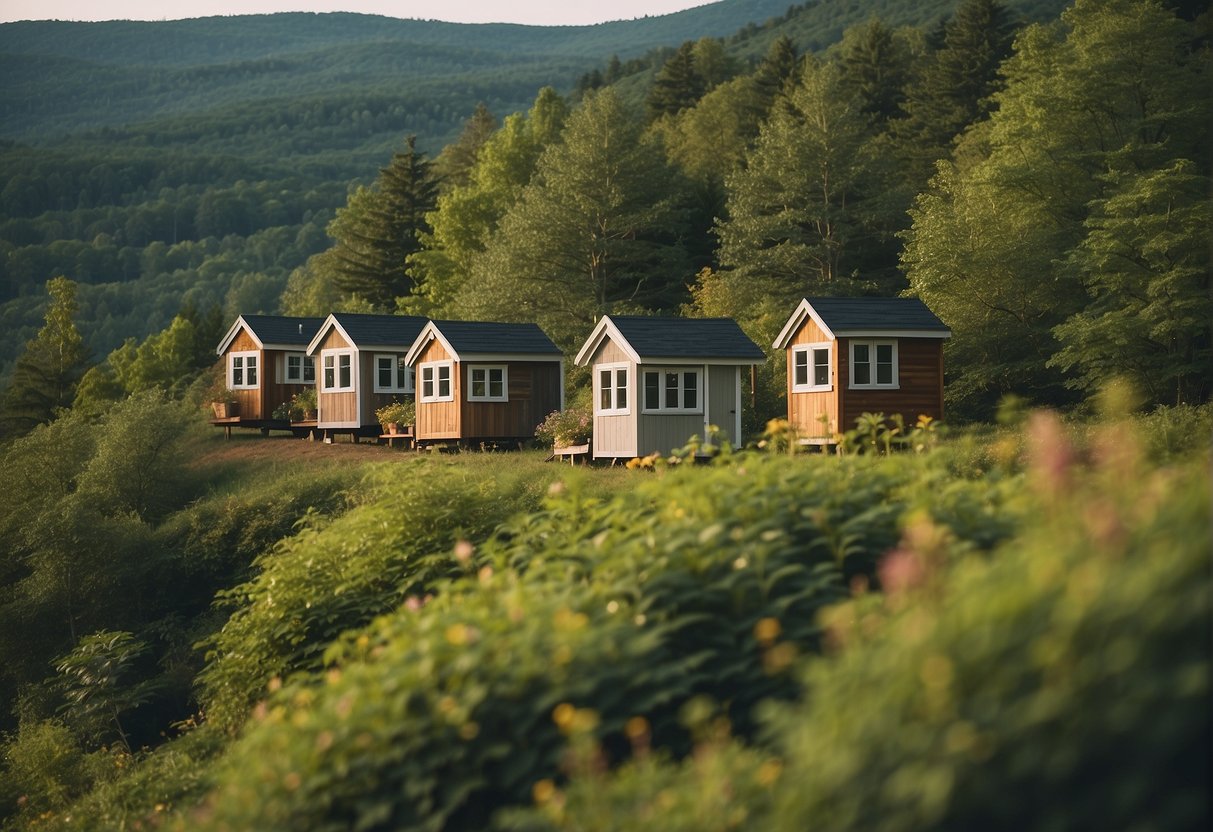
[
  {"x1": 596, "y1": 362, "x2": 630, "y2": 416},
  {"x1": 284, "y1": 352, "x2": 315, "y2": 384},
  {"x1": 419, "y1": 360, "x2": 455, "y2": 403},
  {"x1": 467, "y1": 364, "x2": 508, "y2": 403},
  {"x1": 321, "y1": 348, "x2": 355, "y2": 393},
  {"x1": 849, "y1": 340, "x2": 899, "y2": 390},
  {"x1": 792, "y1": 343, "x2": 833, "y2": 393},
  {"x1": 373, "y1": 353, "x2": 414, "y2": 394},
  {"x1": 229, "y1": 350, "x2": 259, "y2": 390},
  {"x1": 641, "y1": 367, "x2": 703, "y2": 415}
]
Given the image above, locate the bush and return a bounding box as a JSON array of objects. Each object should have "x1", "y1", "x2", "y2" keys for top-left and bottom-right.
[
  {"x1": 512, "y1": 413, "x2": 1212, "y2": 832},
  {"x1": 192, "y1": 449, "x2": 1024, "y2": 831}
]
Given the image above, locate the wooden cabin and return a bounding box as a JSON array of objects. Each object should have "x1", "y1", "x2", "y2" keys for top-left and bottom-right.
[
  {"x1": 305, "y1": 313, "x2": 428, "y2": 438},
  {"x1": 403, "y1": 320, "x2": 564, "y2": 446},
  {"x1": 772, "y1": 297, "x2": 951, "y2": 439},
  {"x1": 214, "y1": 315, "x2": 324, "y2": 429},
  {"x1": 574, "y1": 316, "x2": 765, "y2": 460}
]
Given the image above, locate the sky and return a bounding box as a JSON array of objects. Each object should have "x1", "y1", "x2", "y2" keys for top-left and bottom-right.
[{"x1": 0, "y1": 1, "x2": 718, "y2": 26}]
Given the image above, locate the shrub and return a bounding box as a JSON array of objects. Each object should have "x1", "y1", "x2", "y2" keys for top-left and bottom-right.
[
  {"x1": 374, "y1": 399, "x2": 415, "y2": 428},
  {"x1": 535, "y1": 406, "x2": 591, "y2": 446}
]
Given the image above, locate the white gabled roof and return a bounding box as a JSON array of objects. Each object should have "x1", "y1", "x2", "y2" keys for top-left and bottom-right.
[
  {"x1": 574, "y1": 316, "x2": 641, "y2": 366},
  {"x1": 404, "y1": 320, "x2": 456, "y2": 366},
  {"x1": 216, "y1": 316, "x2": 263, "y2": 355}
]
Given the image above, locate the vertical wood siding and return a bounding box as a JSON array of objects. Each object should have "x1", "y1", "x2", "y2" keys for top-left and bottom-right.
[
  {"x1": 707, "y1": 364, "x2": 740, "y2": 445},
  {"x1": 460, "y1": 361, "x2": 562, "y2": 440},
  {"x1": 225, "y1": 329, "x2": 264, "y2": 420},
  {"x1": 414, "y1": 339, "x2": 460, "y2": 440},
  {"x1": 590, "y1": 339, "x2": 637, "y2": 458},
  {"x1": 786, "y1": 318, "x2": 839, "y2": 437},
  {"x1": 838, "y1": 337, "x2": 944, "y2": 430},
  {"x1": 316, "y1": 329, "x2": 357, "y2": 427}
]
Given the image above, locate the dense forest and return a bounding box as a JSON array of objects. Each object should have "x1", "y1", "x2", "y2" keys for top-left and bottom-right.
[
  {"x1": 0, "y1": 0, "x2": 1080, "y2": 389},
  {"x1": 0, "y1": 0, "x2": 1210, "y2": 829}
]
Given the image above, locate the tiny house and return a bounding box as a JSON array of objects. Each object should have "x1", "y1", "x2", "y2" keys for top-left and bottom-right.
[
  {"x1": 215, "y1": 315, "x2": 324, "y2": 426},
  {"x1": 404, "y1": 320, "x2": 564, "y2": 446},
  {"x1": 305, "y1": 313, "x2": 428, "y2": 437},
  {"x1": 574, "y1": 315, "x2": 765, "y2": 460},
  {"x1": 772, "y1": 297, "x2": 951, "y2": 439}
]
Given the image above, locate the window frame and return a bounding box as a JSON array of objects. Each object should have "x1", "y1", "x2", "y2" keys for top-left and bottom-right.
[
  {"x1": 229, "y1": 350, "x2": 259, "y2": 390},
  {"x1": 321, "y1": 349, "x2": 355, "y2": 393},
  {"x1": 284, "y1": 352, "x2": 315, "y2": 384},
  {"x1": 595, "y1": 362, "x2": 630, "y2": 416},
  {"x1": 419, "y1": 360, "x2": 455, "y2": 403},
  {"x1": 791, "y1": 343, "x2": 832, "y2": 393},
  {"x1": 848, "y1": 340, "x2": 899, "y2": 390},
  {"x1": 373, "y1": 353, "x2": 414, "y2": 395},
  {"x1": 641, "y1": 367, "x2": 703, "y2": 414},
  {"x1": 467, "y1": 364, "x2": 508, "y2": 403}
]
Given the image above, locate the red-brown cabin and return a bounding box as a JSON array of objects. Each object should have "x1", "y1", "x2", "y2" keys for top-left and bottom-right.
[
  {"x1": 772, "y1": 297, "x2": 951, "y2": 440},
  {"x1": 404, "y1": 320, "x2": 564, "y2": 447},
  {"x1": 214, "y1": 314, "x2": 324, "y2": 429}
]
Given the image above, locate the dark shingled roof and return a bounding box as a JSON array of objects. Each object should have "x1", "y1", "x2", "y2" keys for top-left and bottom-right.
[
  {"x1": 430, "y1": 320, "x2": 561, "y2": 356},
  {"x1": 242, "y1": 315, "x2": 325, "y2": 346},
  {"x1": 610, "y1": 316, "x2": 765, "y2": 361},
  {"x1": 332, "y1": 313, "x2": 429, "y2": 347},
  {"x1": 806, "y1": 297, "x2": 949, "y2": 333}
]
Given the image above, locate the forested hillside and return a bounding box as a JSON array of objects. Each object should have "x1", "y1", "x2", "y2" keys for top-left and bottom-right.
[{"x1": 0, "y1": 0, "x2": 1080, "y2": 388}]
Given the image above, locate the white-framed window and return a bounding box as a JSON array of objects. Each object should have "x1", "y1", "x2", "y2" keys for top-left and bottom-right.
[
  {"x1": 792, "y1": 343, "x2": 832, "y2": 392},
  {"x1": 849, "y1": 340, "x2": 898, "y2": 389},
  {"x1": 468, "y1": 364, "x2": 508, "y2": 402},
  {"x1": 321, "y1": 349, "x2": 355, "y2": 392},
  {"x1": 642, "y1": 368, "x2": 702, "y2": 414},
  {"x1": 229, "y1": 351, "x2": 259, "y2": 389},
  {"x1": 419, "y1": 360, "x2": 454, "y2": 403},
  {"x1": 596, "y1": 363, "x2": 630, "y2": 415},
  {"x1": 374, "y1": 353, "x2": 414, "y2": 394},
  {"x1": 285, "y1": 352, "x2": 315, "y2": 384}
]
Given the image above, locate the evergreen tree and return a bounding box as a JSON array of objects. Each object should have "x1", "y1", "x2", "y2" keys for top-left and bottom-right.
[
  {"x1": 330, "y1": 136, "x2": 438, "y2": 309},
  {"x1": 431, "y1": 103, "x2": 498, "y2": 192},
  {"x1": 835, "y1": 18, "x2": 918, "y2": 126},
  {"x1": 647, "y1": 41, "x2": 707, "y2": 121},
  {"x1": 458, "y1": 89, "x2": 692, "y2": 348},
  {"x1": 750, "y1": 35, "x2": 801, "y2": 116},
  {"x1": 409, "y1": 89, "x2": 568, "y2": 315},
  {"x1": 717, "y1": 58, "x2": 890, "y2": 304},
  {"x1": 903, "y1": 0, "x2": 1209, "y2": 412},
  {"x1": 0, "y1": 277, "x2": 88, "y2": 437}
]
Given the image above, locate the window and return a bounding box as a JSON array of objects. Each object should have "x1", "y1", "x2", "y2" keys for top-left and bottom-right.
[
  {"x1": 642, "y1": 368, "x2": 701, "y2": 413},
  {"x1": 792, "y1": 344, "x2": 831, "y2": 392},
  {"x1": 374, "y1": 354, "x2": 413, "y2": 394},
  {"x1": 419, "y1": 361, "x2": 454, "y2": 402},
  {"x1": 229, "y1": 351, "x2": 258, "y2": 389},
  {"x1": 468, "y1": 365, "x2": 507, "y2": 402},
  {"x1": 285, "y1": 353, "x2": 315, "y2": 384},
  {"x1": 849, "y1": 341, "x2": 898, "y2": 389},
  {"x1": 597, "y1": 364, "x2": 629, "y2": 415},
  {"x1": 321, "y1": 350, "x2": 354, "y2": 392}
]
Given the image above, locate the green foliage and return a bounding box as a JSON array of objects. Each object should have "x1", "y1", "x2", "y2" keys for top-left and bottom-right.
[
  {"x1": 54, "y1": 631, "x2": 164, "y2": 754},
  {"x1": 0, "y1": 719, "x2": 115, "y2": 822},
  {"x1": 374, "y1": 398, "x2": 415, "y2": 428},
  {"x1": 196, "y1": 459, "x2": 559, "y2": 732},
  {"x1": 0, "y1": 277, "x2": 88, "y2": 437},
  {"x1": 456, "y1": 88, "x2": 693, "y2": 349},
  {"x1": 509, "y1": 413, "x2": 1211, "y2": 832}
]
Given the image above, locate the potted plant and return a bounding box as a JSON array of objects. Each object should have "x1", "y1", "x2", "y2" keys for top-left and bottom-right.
[
  {"x1": 292, "y1": 387, "x2": 317, "y2": 421},
  {"x1": 203, "y1": 370, "x2": 239, "y2": 418},
  {"x1": 535, "y1": 405, "x2": 591, "y2": 449},
  {"x1": 375, "y1": 400, "x2": 415, "y2": 435}
]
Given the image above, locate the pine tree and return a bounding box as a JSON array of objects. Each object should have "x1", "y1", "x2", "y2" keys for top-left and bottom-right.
[
  {"x1": 647, "y1": 41, "x2": 707, "y2": 121},
  {"x1": 431, "y1": 103, "x2": 498, "y2": 192},
  {"x1": 459, "y1": 89, "x2": 692, "y2": 348},
  {"x1": 0, "y1": 276, "x2": 89, "y2": 437},
  {"x1": 836, "y1": 18, "x2": 916, "y2": 126},
  {"x1": 330, "y1": 136, "x2": 438, "y2": 309}
]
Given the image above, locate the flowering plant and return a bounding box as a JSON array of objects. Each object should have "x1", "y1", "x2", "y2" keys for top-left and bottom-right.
[{"x1": 535, "y1": 406, "x2": 591, "y2": 447}]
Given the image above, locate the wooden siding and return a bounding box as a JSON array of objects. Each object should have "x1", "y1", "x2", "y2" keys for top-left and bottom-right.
[
  {"x1": 224, "y1": 329, "x2": 264, "y2": 420},
  {"x1": 316, "y1": 328, "x2": 357, "y2": 428},
  {"x1": 785, "y1": 319, "x2": 839, "y2": 437},
  {"x1": 414, "y1": 339, "x2": 460, "y2": 441},
  {"x1": 460, "y1": 361, "x2": 562, "y2": 440},
  {"x1": 838, "y1": 337, "x2": 944, "y2": 430},
  {"x1": 590, "y1": 338, "x2": 637, "y2": 458}
]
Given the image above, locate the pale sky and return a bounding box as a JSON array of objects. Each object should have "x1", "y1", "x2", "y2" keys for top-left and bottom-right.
[{"x1": 0, "y1": 1, "x2": 718, "y2": 26}]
